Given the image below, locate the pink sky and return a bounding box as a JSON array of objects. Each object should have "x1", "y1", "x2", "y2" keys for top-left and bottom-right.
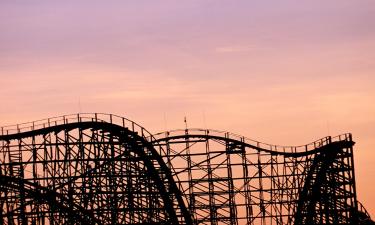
[{"x1": 1, "y1": 0, "x2": 375, "y2": 216}]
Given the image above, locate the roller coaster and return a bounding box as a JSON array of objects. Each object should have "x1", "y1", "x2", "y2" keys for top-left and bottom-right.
[{"x1": 0, "y1": 113, "x2": 372, "y2": 225}]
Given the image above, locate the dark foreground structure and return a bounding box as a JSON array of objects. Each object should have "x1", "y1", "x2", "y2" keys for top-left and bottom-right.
[{"x1": 0, "y1": 113, "x2": 372, "y2": 225}]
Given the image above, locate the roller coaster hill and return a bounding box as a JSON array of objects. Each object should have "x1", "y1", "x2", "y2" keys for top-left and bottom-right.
[{"x1": 0, "y1": 113, "x2": 373, "y2": 225}]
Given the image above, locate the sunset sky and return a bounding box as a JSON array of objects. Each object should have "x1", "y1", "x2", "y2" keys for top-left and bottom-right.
[{"x1": 1, "y1": 1, "x2": 375, "y2": 216}]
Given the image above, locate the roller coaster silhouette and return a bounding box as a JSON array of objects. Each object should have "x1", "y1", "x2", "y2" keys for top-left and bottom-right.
[{"x1": 0, "y1": 113, "x2": 373, "y2": 225}]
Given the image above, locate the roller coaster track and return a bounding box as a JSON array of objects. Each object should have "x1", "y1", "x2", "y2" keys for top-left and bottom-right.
[
  {"x1": 0, "y1": 114, "x2": 192, "y2": 225},
  {"x1": 0, "y1": 113, "x2": 372, "y2": 225},
  {"x1": 152, "y1": 129, "x2": 367, "y2": 225}
]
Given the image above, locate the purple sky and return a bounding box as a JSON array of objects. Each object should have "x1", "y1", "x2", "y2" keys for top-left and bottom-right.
[{"x1": 1, "y1": 0, "x2": 375, "y2": 215}]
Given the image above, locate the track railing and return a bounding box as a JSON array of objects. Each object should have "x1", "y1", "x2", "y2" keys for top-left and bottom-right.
[
  {"x1": 0, "y1": 113, "x2": 158, "y2": 142},
  {"x1": 1, "y1": 115, "x2": 352, "y2": 154},
  {"x1": 154, "y1": 128, "x2": 352, "y2": 154}
]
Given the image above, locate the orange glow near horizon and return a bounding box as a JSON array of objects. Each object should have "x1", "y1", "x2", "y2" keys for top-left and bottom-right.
[{"x1": 1, "y1": 0, "x2": 375, "y2": 217}]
